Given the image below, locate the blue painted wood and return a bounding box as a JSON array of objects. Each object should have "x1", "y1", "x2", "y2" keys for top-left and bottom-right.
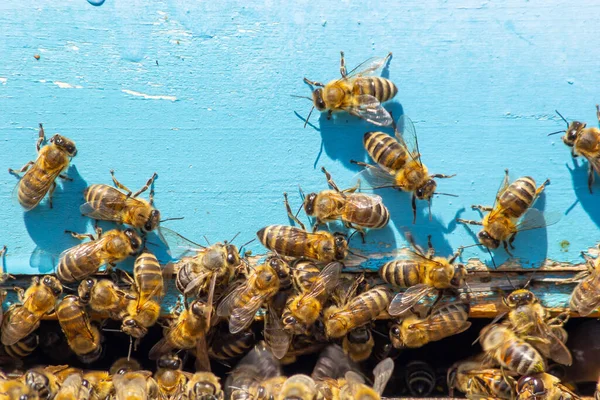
[{"x1": 1, "y1": 0, "x2": 599, "y2": 282}]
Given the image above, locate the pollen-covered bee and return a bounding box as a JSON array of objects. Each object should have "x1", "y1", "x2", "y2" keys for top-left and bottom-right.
[
  {"x1": 570, "y1": 250, "x2": 600, "y2": 316},
  {"x1": 208, "y1": 326, "x2": 256, "y2": 362},
  {"x1": 1, "y1": 275, "x2": 62, "y2": 347},
  {"x1": 0, "y1": 378, "x2": 38, "y2": 400},
  {"x1": 383, "y1": 232, "x2": 467, "y2": 316},
  {"x1": 282, "y1": 262, "x2": 342, "y2": 335},
  {"x1": 217, "y1": 260, "x2": 282, "y2": 334},
  {"x1": 154, "y1": 354, "x2": 187, "y2": 399},
  {"x1": 342, "y1": 325, "x2": 375, "y2": 363},
  {"x1": 56, "y1": 295, "x2": 103, "y2": 363},
  {"x1": 57, "y1": 228, "x2": 143, "y2": 283},
  {"x1": 549, "y1": 109, "x2": 600, "y2": 193},
  {"x1": 113, "y1": 371, "x2": 158, "y2": 400},
  {"x1": 389, "y1": 301, "x2": 471, "y2": 349},
  {"x1": 303, "y1": 167, "x2": 390, "y2": 237},
  {"x1": 351, "y1": 115, "x2": 455, "y2": 223},
  {"x1": 447, "y1": 357, "x2": 516, "y2": 400},
  {"x1": 122, "y1": 249, "x2": 164, "y2": 339},
  {"x1": 516, "y1": 373, "x2": 580, "y2": 400},
  {"x1": 184, "y1": 372, "x2": 224, "y2": 400},
  {"x1": 80, "y1": 170, "x2": 161, "y2": 233},
  {"x1": 9, "y1": 123, "x2": 77, "y2": 210},
  {"x1": 480, "y1": 324, "x2": 546, "y2": 375},
  {"x1": 457, "y1": 169, "x2": 556, "y2": 255},
  {"x1": 78, "y1": 278, "x2": 135, "y2": 321},
  {"x1": 301, "y1": 51, "x2": 396, "y2": 127},
  {"x1": 279, "y1": 374, "x2": 318, "y2": 400},
  {"x1": 324, "y1": 286, "x2": 392, "y2": 339}
]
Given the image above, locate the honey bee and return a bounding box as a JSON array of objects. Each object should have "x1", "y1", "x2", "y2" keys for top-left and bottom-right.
[
  {"x1": 516, "y1": 373, "x2": 579, "y2": 400},
  {"x1": 184, "y1": 372, "x2": 224, "y2": 400},
  {"x1": 78, "y1": 278, "x2": 135, "y2": 321},
  {"x1": 404, "y1": 360, "x2": 436, "y2": 397},
  {"x1": 457, "y1": 169, "x2": 556, "y2": 255},
  {"x1": 225, "y1": 342, "x2": 282, "y2": 400},
  {"x1": 9, "y1": 123, "x2": 77, "y2": 210},
  {"x1": 278, "y1": 375, "x2": 318, "y2": 400},
  {"x1": 253, "y1": 376, "x2": 287, "y2": 400},
  {"x1": 480, "y1": 324, "x2": 546, "y2": 375},
  {"x1": 339, "y1": 358, "x2": 395, "y2": 400},
  {"x1": 154, "y1": 354, "x2": 187, "y2": 399},
  {"x1": 324, "y1": 286, "x2": 392, "y2": 339},
  {"x1": 208, "y1": 327, "x2": 255, "y2": 361},
  {"x1": 282, "y1": 262, "x2": 342, "y2": 335},
  {"x1": 383, "y1": 232, "x2": 467, "y2": 316},
  {"x1": 549, "y1": 109, "x2": 600, "y2": 193},
  {"x1": 122, "y1": 249, "x2": 164, "y2": 339},
  {"x1": 0, "y1": 378, "x2": 38, "y2": 400},
  {"x1": 56, "y1": 295, "x2": 103, "y2": 363},
  {"x1": 1, "y1": 275, "x2": 62, "y2": 347},
  {"x1": 501, "y1": 288, "x2": 572, "y2": 366},
  {"x1": 23, "y1": 367, "x2": 61, "y2": 399},
  {"x1": 54, "y1": 373, "x2": 93, "y2": 400},
  {"x1": 80, "y1": 170, "x2": 161, "y2": 232},
  {"x1": 57, "y1": 227, "x2": 143, "y2": 283},
  {"x1": 148, "y1": 297, "x2": 212, "y2": 372},
  {"x1": 312, "y1": 345, "x2": 358, "y2": 389},
  {"x1": 303, "y1": 167, "x2": 390, "y2": 237},
  {"x1": 83, "y1": 371, "x2": 112, "y2": 400},
  {"x1": 280, "y1": 334, "x2": 327, "y2": 366},
  {"x1": 447, "y1": 357, "x2": 516, "y2": 399},
  {"x1": 113, "y1": 371, "x2": 158, "y2": 400},
  {"x1": 351, "y1": 115, "x2": 455, "y2": 223},
  {"x1": 570, "y1": 250, "x2": 600, "y2": 316},
  {"x1": 217, "y1": 260, "x2": 282, "y2": 334},
  {"x1": 342, "y1": 326, "x2": 374, "y2": 363},
  {"x1": 389, "y1": 301, "x2": 471, "y2": 349},
  {"x1": 301, "y1": 52, "x2": 396, "y2": 127},
  {"x1": 110, "y1": 358, "x2": 142, "y2": 375},
  {"x1": 4, "y1": 333, "x2": 39, "y2": 361}
]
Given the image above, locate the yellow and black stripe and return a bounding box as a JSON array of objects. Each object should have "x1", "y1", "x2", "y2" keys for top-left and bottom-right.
[
  {"x1": 134, "y1": 249, "x2": 164, "y2": 302},
  {"x1": 345, "y1": 194, "x2": 390, "y2": 229},
  {"x1": 498, "y1": 176, "x2": 537, "y2": 219},
  {"x1": 353, "y1": 77, "x2": 398, "y2": 103},
  {"x1": 379, "y1": 260, "x2": 421, "y2": 288},
  {"x1": 364, "y1": 131, "x2": 408, "y2": 171},
  {"x1": 4, "y1": 333, "x2": 38, "y2": 359}
]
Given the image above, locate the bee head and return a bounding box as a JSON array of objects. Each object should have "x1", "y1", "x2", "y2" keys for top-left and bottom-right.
[
  {"x1": 157, "y1": 354, "x2": 182, "y2": 370},
  {"x1": 312, "y1": 89, "x2": 327, "y2": 111},
  {"x1": 347, "y1": 326, "x2": 371, "y2": 344},
  {"x1": 303, "y1": 193, "x2": 318, "y2": 216},
  {"x1": 193, "y1": 381, "x2": 217, "y2": 396},
  {"x1": 190, "y1": 300, "x2": 208, "y2": 318},
  {"x1": 416, "y1": 179, "x2": 437, "y2": 200},
  {"x1": 389, "y1": 324, "x2": 404, "y2": 348},
  {"x1": 225, "y1": 244, "x2": 240, "y2": 266},
  {"x1": 505, "y1": 289, "x2": 536, "y2": 307},
  {"x1": 333, "y1": 233, "x2": 348, "y2": 260},
  {"x1": 563, "y1": 121, "x2": 586, "y2": 146},
  {"x1": 144, "y1": 209, "x2": 161, "y2": 232},
  {"x1": 50, "y1": 134, "x2": 77, "y2": 156},
  {"x1": 450, "y1": 264, "x2": 467, "y2": 288},
  {"x1": 78, "y1": 278, "x2": 96, "y2": 304},
  {"x1": 42, "y1": 275, "x2": 63, "y2": 296},
  {"x1": 25, "y1": 370, "x2": 49, "y2": 393},
  {"x1": 517, "y1": 375, "x2": 546, "y2": 398},
  {"x1": 124, "y1": 228, "x2": 143, "y2": 255},
  {"x1": 268, "y1": 256, "x2": 291, "y2": 283},
  {"x1": 122, "y1": 318, "x2": 147, "y2": 338},
  {"x1": 477, "y1": 230, "x2": 500, "y2": 249},
  {"x1": 446, "y1": 365, "x2": 458, "y2": 392}
]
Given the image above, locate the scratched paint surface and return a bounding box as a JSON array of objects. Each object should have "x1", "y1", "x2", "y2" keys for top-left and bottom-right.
[{"x1": 1, "y1": 1, "x2": 599, "y2": 309}]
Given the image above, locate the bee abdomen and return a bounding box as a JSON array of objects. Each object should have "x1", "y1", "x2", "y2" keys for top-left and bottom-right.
[
  {"x1": 345, "y1": 195, "x2": 390, "y2": 229},
  {"x1": 18, "y1": 167, "x2": 50, "y2": 210},
  {"x1": 210, "y1": 331, "x2": 255, "y2": 360},
  {"x1": 354, "y1": 77, "x2": 397, "y2": 104},
  {"x1": 569, "y1": 276, "x2": 600, "y2": 315},
  {"x1": 504, "y1": 342, "x2": 544, "y2": 375},
  {"x1": 257, "y1": 226, "x2": 310, "y2": 258},
  {"x1": 57, "y1": 249, "x2": 96, "y2": 283},
  {"x1": 134, "y1": 252, "x2": 163, "y2": 297},
  {"x1": 499, "y1": 177, "x2": 537, "y2": 219},
  {"x1": 379, "y1": 260, "x2": 420, "y2": 288},
  {"x1": 364, "y1": 131, "x2": 408, "y2": 171},
  {"x1": 350, "y1": 287, "x2": 391, "y2": 321},
  {"x1": 4, "y1": 333, "x2": 38, "y2": 359}
]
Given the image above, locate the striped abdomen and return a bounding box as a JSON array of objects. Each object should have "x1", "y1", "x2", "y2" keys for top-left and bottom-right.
[
  {"x1": 343, "y1": 287, "x2": 392, "y2": 325},
  {"x1": 379, "y1": 260, "x2": 421, "y2": 287},
  {"x1": 352, "y1": 77, "x2": 397, "y2": 104},
  {"x1": 57, "y1": 242, "x2": 104, "y2": 283},
  {"x1": 257, "y1": 225, "x2": 320, "y2": 260},
  {"x1": 364, "y1": 131, "x2": 408, "y2": 171},
  {"x1": 56, "y1": 296, "x2": 101, "y2": 357},
  {"x1": 569, "y1": 272, "x2": 600, "y2": 316},
  {"x1": 473, "y1": 371, "x2": 515, "y2": 399},
  {"x1": 83, "y1": 184, "x2": 129, "y2": 221},
  {"x1": 291, "y1": 260, "x2": 320, "y2": 292},
  {"x1": 4, "y1": 333, "x2": 38, "y2": 359},
  {"x1": 134, "y1": 250, "x2": 164, "y2": 303},
  {"x1": 209, "y1": 330, "x2": 255, "y2": 360},
  {"x1": 499, "y1": 341, "x2": 545, "y2": 375},
  {"x1": 405, "y1": 361, "x2": 435, "y2": 397},
  {"x1": 344, "y1": 194, "x2": 390, "y2": 229},
  {"x1": 1, "y1": 306, "x2": 39, "y2": 346},
  {"x1": 498, "y1": 177, "x2": 537, "y2": 219},
  {"x1": 427, "y1": 303, "x2": 470, "y2": 342}
]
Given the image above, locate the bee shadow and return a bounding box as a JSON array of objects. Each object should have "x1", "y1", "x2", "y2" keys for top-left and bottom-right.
[
  {"x1": 566, "y1": 157, "x2": 600, "y2": 228},
  {"x1": 23, "y1": 165, "x2": 89, "y2": 273},
  {"x1": 308, "y1": 102, "x2": 405, "y2": 172}
]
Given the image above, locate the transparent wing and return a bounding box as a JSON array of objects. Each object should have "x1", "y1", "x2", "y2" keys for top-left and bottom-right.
[
  {"x1": 530, "y1": 315, "x2": 572, "y2": 366},
  {"x1": 352, "y1": 165, "x2": 397, "y2": 190},
  {"x1": 79, "y1": 197, "x2": 129, "y2": 222},
  {"x1": 59, "y1": 240, "x2": 105, "y2": 266},
  {"x1": 514, "y1": 208, "x2": 561, "y2": 233},
  {"x1": 228, "y1": 295, "x2": 265, "y2": 334},
  {"x1": 394, "y1": 115, "x2": 422, "y2": 165},
  {"x1": 372, "y1": 358, "x2": 395, "y2": 395},
  {"x1": 195, "y1": 334, "x2": 211, "y2": 372},
  {"x1": 216, "y1": 284, "x2": 245, "y2": 318},
  {"x1": 159, "y1": 227, "x2": 206, "y2": 261},
  {"x1": 298, "y1": 262, "x2": 342, "y2": 305},
  {"x1": 344, "y1": 95, "x2": 393, "y2": 127},
  {"x1": 344, "y1": 54, "x2": 390, "y2": 79},
  {"x1": 1, "y1": 307, "x2": 40, "y2": 346},
  {"x1": 585, "y1": 154, "x2": 600, "y2": 178},
  {"x1": 347, "y1": 193, "x2": 385, "y2": 212},
  {"x1": 264, "y1": 306, "x2": 291, "y2": 359},
  {"x1": 487, "y1": 171, "x2": 512, "y2": 221},
  {"x1": 11, "y1": 168, "x2": 56, "y2": 210},
  {"x1": 388, "y1": 284, "x2": 438, "y2": 317},
  {"x1": 182, "y1": 268, "x2": 212, "y2": 296}
]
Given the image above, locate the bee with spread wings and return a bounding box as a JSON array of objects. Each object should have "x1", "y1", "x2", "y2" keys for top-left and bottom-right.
[
  {"x1": 301, "y1": 52, "x2": 397, "y2": 127},
  {"x1": 351, "y1": 115, "x2": 455, "y2": 223}
]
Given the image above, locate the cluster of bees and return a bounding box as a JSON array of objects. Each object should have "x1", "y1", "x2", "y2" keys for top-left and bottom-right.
[{"x1": 1, "y1": 51, "x2": 600, "y2": 400}]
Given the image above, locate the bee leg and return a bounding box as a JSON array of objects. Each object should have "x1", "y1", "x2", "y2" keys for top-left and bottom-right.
[
  {"x1": 13, "y1": 286, "x2": 25, "y2": 302},
  {"x1": 327, "y1": 110, "x2": 333, "y2": 120},
  {"x1": 456, "y1": 218, "x2": 482, "y2": 226},
  {"x1": 36, "y1": 123, "x2": 46, "y2": 152},
  {"x1": 312, "y1": 221, "x2": 321, "y2": 232},
  {"x1": 58, "y1": 174, "x2": 73, "y2": 181},
  {"x1": 343, "y1": 179, "x2": 361, "y2": 194},
  {"x1": 283, "y1": 192, "x2": 306, "y2": 231},
  {"x1": 405, "y1": 231, "x2": 425, "y2": 256},
  {"x1": 133, "y1": 172, "x2": 158, "y2": 198},
  {"x1": 65, "y1": 230, "x2": 95, "y2": 241},
  {"x1": 503, "y1": 241, "x2": 514, "y2": 257},
  {"x1": 110, "y1": 169, "x2": 133, "y2": 197},
  {"x1": 339, "y1": 51, "x2": 347, "y2": 78},
  {"x1": 303, "y1": 77, "x2": 324, "y2": 87},
  {"x1": 321, "y1": 167, "x2": 343, "y2": 195},
  {"x1": 47, "y1": 181, "x2": 56, "y2": 208},
  {"x1": 426, "y1": 235, "x2": 435, "y2": 258},
  {"x1": 430, "y1": 173, "x2": 456, "y2": 179},
  {"x1": 596, "y1": 104, "x2": 600, "y2": 124},
  {"x1": 8, "y1": 161, "x2": 34, "y2": 177},
  {"x1": 508, "y1": 234, "x2": 517, "y2": 249},
  {"x1": 588, "y1": 164, "x2": 595, "y2": 194},
  {"x1": 411, "y1": 194, "x2": 417, "y2": 224},
  {"x1": 471, "y1": 205, "x2": 493, "y2": 215}
]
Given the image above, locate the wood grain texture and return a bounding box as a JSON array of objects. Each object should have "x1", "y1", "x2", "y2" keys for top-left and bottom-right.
[{"x1": 1, "y1": 0, "x2": 600, "y2": 313}]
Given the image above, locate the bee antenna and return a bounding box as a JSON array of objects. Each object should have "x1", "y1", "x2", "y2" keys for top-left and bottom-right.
[
  {"x1": 203, "y1": 236, "x2": 211, "y2": 246},
  {"x1": 239, "y1": 238, "x2": 256, "y2": 251},
  {"x1": 547, "y1": 130, "x2": 565, "y2": 136},
  {"x1": 371, "y1": 329, "x2": 388, "y2": 338},
  {"x1": 127, "y1": 336, "x2": 133, "y2": 361},
  {"x1": 228, "y1": 232, "x2": 241, "y2": 244},
  {"x1": 159, "y1": 217, "x2": 184, "y2": 223},
  {"x1": 298, "y1": 185, "x2": 306, "y2": 201},
  {"x1": 348, "y1": 249, "x2": 368, "y2": 260},
  {"x1": 304, "y1": 106, "x2": 315, "y2": 129},
  {"x1": 486, "y1": 247, "x2": 498, "y2": 270},
  {"x1": 504, "y1": 273, "x2": 517, "y2": 290},
  {"x1": 290, "y1": 94, "x2": 313, "y2": 101},
  {"x1": 434, "y1": 192, "x2": 459, "y2": 197},
  {"x1": 555, "y1": 110, "x2": 569, "y2": 126},
  {"x1": 524, "y1": 268, "x2": 539, "y2": 289}
]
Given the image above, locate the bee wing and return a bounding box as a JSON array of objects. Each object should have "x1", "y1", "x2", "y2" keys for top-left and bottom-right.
[
  {"x1": 148, "y1": 337, "x2": 175, "y2": 360},
  {"x1": 352, "y1": 165, "x2": 397, "y2": 190},
  {"x1": 216, "y1": 284, "x2": 245, "y2": 318},
  {"x1": 220, "y1": 289, "x2": 264, "y2": 335},
  {"x1": 343, "y1": 55, "x2": 390, "y2": 79},
  {"x1": 59, "y1": 240, "x2": 105, "y2": 266},
  {"x1": 393, "y1": 115, "x2": 423, "y2": 166},
  {"x1": 264, "y1": 306, "x2": 291, "y2": 359},
  {"x1": 79, "y1": 197, "x2": 127, "y2": 222},
  {"x1": 531, "y1": 315, "x2": 572, "y2": 366},
  {"x1": 194, "y1": 334, "x2": 211, "y2": 372},
  {"x1": 11, "y1": 168, "x2": 56, "y2": 210},
  {"x1": 159, "y1": 227, "x2": 206, "y2": 261},
  {"x1": 514, "y1": 208, "x2": 562, "y2": 233},
  {"x1": 1, "y1": 307, "x2": 40, "y2": 346},
  {"x1": 182, "y1": 269, "x2": 213, "y2": 296},
  {"x1": 388, "y1": 284, "x2": 438, "y2": 317},
  {"x1": 372, "y1": 358, "x2": 395, "y2": 395},
  {"x1": 344, "y1": 95, "x2": 393, "y2": 127},
  {"x1": 299, "y1": 262, "x2": 342, "y2": 304}
]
